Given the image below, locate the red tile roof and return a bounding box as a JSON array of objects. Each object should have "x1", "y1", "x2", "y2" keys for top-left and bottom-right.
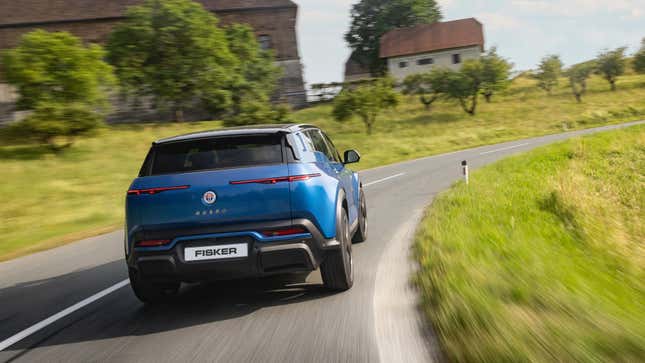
[
  {"x1": 0, "y1": 0, "x2": 296, "y2": 27},
  {"x1": 380, "y1": 18, "x2": 484, "y2": 59}
]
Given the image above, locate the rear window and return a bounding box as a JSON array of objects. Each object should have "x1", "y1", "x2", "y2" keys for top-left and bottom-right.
[{"x1": 143, "y1": 135, "x2": 284, "y2": 176}]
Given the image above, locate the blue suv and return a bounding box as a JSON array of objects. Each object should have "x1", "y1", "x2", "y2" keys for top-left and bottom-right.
[{"x1": 125, "y1": 124, "x2": 367, "y2": 303}]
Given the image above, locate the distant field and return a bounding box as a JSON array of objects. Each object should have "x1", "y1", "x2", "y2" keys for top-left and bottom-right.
[
  {"x1": 415, "y1": 125, "x2": 644, "y2": 361},
  {"x1": 296, "y1": 73, "x2": 645, "y2": 169},
  {"x1": 1, "y1": 73, "x2": 645, "y2": 260}
]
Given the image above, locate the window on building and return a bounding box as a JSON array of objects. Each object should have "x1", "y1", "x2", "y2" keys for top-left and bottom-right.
[
  {"x1": 452, "y1": 54, "x2": 461, "y2": 64},
  {"x1": 258, "y1": 35, "x2": 272, "y2": 50},
  {"x1": 399, "y1": 61, "x2": 408, "y2": 68},
  {"x1": 417, "y1": 58, "x2": 434, "y2": 66}
]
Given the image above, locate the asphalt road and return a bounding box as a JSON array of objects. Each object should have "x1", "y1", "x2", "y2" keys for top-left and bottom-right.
[{"x1": 1, "y1": 121, "x2": 642, "y2": 363}]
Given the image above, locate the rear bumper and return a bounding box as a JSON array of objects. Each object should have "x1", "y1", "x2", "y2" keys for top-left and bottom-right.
[{"x1": 126, "y1": 219, "x2": 339, "y2": 282}]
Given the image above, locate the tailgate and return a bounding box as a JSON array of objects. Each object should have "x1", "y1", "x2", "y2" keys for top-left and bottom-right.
[{"x1": 128, "y1": 164, "x2": 292, "y2": 229}]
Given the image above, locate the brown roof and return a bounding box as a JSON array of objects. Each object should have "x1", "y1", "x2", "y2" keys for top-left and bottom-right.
[
  {"x1": 0, "y1": 0, "x2": 296, "y2": 27},
  {"x1": 380, "y1": 18, "x2": 484, "y2": 59}
]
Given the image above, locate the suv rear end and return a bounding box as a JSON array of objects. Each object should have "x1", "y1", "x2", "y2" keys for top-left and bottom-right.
[{"x1": 125, "y1": 125, "x2": 359, "y2": 303}]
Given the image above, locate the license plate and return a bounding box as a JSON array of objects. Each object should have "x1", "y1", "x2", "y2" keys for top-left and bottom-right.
[{"x1": 184, "y1": 243, "x2": 248, "y2": 262}]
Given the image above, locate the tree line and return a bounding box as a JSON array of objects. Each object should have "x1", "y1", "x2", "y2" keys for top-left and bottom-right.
[
  {"x1": 1, "y1": 0, "x2": 283, "y2": 150},
  {"x1": 535, "y1": 44, "x2": 645, "y2": 102}
]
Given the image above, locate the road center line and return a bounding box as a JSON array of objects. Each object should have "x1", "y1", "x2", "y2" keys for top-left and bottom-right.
[
  {"x1": 363, "y1": 173, "x2": 406, "y2": 188},
  {"x1": 0, "y1": 279, "x2": 130, "y2": 352},
  {"x1": 479, "y1": 143, "x2": 531, "y2": 155}
]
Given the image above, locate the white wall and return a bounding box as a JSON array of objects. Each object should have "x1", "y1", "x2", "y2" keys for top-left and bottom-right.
[{"x1": 387, "y1": 46, "x2": 482, "y2": 82}]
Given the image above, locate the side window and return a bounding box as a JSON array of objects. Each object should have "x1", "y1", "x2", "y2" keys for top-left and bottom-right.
[
  {"x1": 298, "y1": 131, "x2": 316, "y2": 152},
  {"x1": 321, "y1": 132, "x2": 342, "y2": 163},
  {"x1": 306, "y1": 130, "x2": 335, "y2": 162}
]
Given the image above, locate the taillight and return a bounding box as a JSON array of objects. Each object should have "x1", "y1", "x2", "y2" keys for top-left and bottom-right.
[
  {"x1": 128, "y1": 185, "x2": 190, "y2": 196},
  {"x1": 230, "y1": 174, "x2": 321, "y2": 185},
  {"x1": 261, "y1": 227, "x2": 308, "y2": 237},
  {"x1": 136, "y1": 239, "x2": 171, "y2": 247}
]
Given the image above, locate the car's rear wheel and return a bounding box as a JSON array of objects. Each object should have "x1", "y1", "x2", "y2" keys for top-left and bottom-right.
[
  {"x1": 321, "y1": 208, "x2": 354, "y2": 291},
  {"x1": 128, "y1": 267, "x2": 180, "y2": 304},
  {"x1": 352, "y1": 189, "x2": 368, "y2": 243}
]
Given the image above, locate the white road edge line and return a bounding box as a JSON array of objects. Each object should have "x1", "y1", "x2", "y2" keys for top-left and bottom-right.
[
  {"x1": 479, "y1": 143, "x2": 531, "y2": 155},
  {"x1": 363, "y1": 173, "x2": 406, "y2": 188},
  {"x1": 0, "y1": 279, "x2": 130, "y2": 352}
]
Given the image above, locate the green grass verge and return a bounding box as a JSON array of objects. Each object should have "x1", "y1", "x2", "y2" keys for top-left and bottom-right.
[
  {"x1": 415, "y1": 125, "x2": 644, "y2": 361},
  {"x1": 1, "y1": 74, "x2": 645, "y2": 260}
]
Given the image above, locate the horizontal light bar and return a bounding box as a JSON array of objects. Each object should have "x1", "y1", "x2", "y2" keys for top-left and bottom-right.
[
  {"x1": 127, "y1": 185, "x2": 190, "y2": 196},
  {"x1": 136, "y1": 239, "x2": 171, "y2": 247},
  {"x1": 230, "y1": 174, "x2": 321, "y2": 185},
  {"x1": 261, "y1": 227, "x2": 308, "y2": 237}
]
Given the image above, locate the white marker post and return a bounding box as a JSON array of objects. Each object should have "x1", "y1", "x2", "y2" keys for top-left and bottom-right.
[{"x1": 462, "y1": 160, "x2": 469, "y2": 185}]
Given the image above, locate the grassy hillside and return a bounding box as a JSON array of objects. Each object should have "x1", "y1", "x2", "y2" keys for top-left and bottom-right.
[
  {"x1": 415, "y1": 125, "x2": 644, "y2": 361},
  {"x1": 1, "y1": 73, "x2": 645, "y2": 260}
]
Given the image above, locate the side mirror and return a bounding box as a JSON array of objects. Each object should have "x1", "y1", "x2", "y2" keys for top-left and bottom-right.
[{"x1": 343, "y1": 149, "x2": 361, "y2": 164}]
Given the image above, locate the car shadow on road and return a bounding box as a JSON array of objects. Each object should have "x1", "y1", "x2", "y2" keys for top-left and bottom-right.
[{"x1": 0, "y1": 262, "x2": 336, "y2": 358}]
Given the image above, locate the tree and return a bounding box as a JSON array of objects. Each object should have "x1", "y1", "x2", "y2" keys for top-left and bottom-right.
[
  {"x1": 596, "y1": 47, "x2": 627, "y2": 91},
  {"x1": 480, "y1": 47, "x2": 512, "y2": 102},
  {"x1": 2, "y1": 30, "x2": 114, "y2": 111},
  {"x1": 345, "y1": 0, "x2": 441, "y2": 76},
  {"x1": 430, "y1": 61, "x2": 484, "y2": 116},
  {"x1": 107, "y1": 0, "x2": 236, "y2": 121},
  {"x1": 223, "y1": 24, "x2": 282, "y2": 126},
  {"x1": 534, "y1": 55, "x2": 563, "y2": 95},
  {"x1": 2, "y1": 30, "x2": 114, "y2": 149},
  {"x1": 634, "y1": 38, "x2": 645, "y2": 74},
  {"x1": 567, "y1": 63, "x2": 594, "y2": 103},
  {"x1": 402, "y1": 73, "x2": 440, "y2": 110},
  {"x1": 332, "y1": 78, "x2": 399, "y2": 134}
]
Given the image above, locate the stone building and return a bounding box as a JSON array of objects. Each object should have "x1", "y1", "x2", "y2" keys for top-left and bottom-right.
[{"x1": 0, "y1": 0, "x2": 307, "y2": 122}]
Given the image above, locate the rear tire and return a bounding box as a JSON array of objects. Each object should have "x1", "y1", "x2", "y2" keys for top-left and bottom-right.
[
  {"x1": 128, "y1": 267, "x2": 180, "y2": 304},
  {"x1": 321, "y1": 208, "x2": 354, "y2": 291},
  {"x1": 352, "y1": 189, "x2": 368, "y2": 243}
]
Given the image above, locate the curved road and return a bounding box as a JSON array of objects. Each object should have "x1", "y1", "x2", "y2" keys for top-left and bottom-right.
[{"x1": 0, "y1": 121, "x2": 641, "y2": 363}]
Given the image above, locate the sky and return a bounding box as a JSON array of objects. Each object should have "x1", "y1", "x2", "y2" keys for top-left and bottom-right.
[{"x1": 296, "y1": 0, "x2": 645, "y2": 86}]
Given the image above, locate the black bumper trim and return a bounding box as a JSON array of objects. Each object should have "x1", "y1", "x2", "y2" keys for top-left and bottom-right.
[
  {"x1": 128, "y1": 218, "x2": 338, "y2": 282},
  {"x1": 259, "y1": 243, "x2": 317, "y2": 268}
]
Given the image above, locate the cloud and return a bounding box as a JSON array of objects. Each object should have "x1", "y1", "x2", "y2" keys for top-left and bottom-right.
[
  {"x1": 438, "y1": 0, "x2": 456, "y2": 9},
  {"x1": 510, "y1": 0, "x2": 645, "y2": 16},
  {"x1": 475, "y1": 12, "x2": 521, "y2": 30}
]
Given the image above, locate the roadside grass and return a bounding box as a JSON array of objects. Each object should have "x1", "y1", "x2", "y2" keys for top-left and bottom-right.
[
  {"x1": 1, "y1": 74, "x2": 645, "y2": 260},
  {"x1": 0, "y1": 121, "x2": 218, "y2": 260},
  {"x1": 414, "y1": 125, "x2": 644, "y2": 361}
]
